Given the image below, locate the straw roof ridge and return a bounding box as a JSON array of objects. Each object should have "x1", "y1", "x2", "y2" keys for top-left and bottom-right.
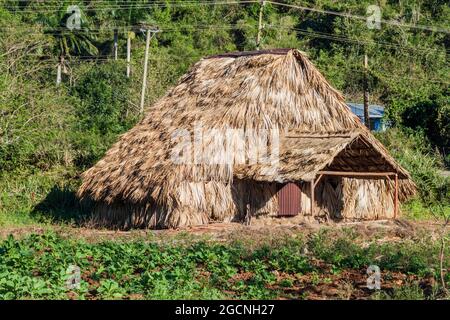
[{"x1": 205, "y1": 48, "x2": 294, "y2": 59}]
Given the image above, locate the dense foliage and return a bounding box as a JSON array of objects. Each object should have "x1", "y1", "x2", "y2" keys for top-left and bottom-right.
[
  {"x1": 0, "y1": 1, "x2": 449, "y2": 226},
  {"x1": 376, "y1": 129, "x2": 449, "y2": 205},
  {"x1": 0, "y1": 231, "x2": 447, "y2": 300}
]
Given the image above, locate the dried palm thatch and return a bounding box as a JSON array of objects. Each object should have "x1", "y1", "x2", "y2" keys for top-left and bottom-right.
[{"x1": 77, "y1": 48, "x2": 416, "y2": 229}]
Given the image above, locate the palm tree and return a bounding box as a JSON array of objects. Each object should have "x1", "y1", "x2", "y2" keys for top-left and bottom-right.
[{"x1": 51, "y1": 9, "x2": 98, "y2": 85}]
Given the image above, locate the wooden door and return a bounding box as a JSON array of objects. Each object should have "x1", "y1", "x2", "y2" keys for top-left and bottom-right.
[{"x1": 278, "y1": 183, "x2": 301, "y2": 216}]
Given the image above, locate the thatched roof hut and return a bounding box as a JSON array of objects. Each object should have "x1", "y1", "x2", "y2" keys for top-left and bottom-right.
[{"x1": 78, "y1": 48, "x2": 416, "y2": 229}]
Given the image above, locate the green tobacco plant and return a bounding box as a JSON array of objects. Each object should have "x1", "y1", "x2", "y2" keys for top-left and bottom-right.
[{"x1": 0, "y1": 232, "x2": 447, "y2": 300}]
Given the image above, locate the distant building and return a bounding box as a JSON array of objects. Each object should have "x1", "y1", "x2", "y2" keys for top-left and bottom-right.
[{"x1": 347, "y1": 102, "x2": 386, "y2": 131}]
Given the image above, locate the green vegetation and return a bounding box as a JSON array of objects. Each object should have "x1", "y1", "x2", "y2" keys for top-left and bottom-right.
[
  {"x1": 376, "y1": 129, "x2": 449, "y2": 205},
  {"x1": 376, "y1": 128, "x2": 449, "y2": 220},
  {"x1": 0, "y1": 230, "x2": 447, "y2": 300}
]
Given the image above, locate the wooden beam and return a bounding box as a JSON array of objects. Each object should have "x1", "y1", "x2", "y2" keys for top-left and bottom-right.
[
  {"x1": 126, "y1": 31, "x2": 132, "y2": 78},
  {"x1": 310, "y1": 179, "x2": 315, "y2": 216},
  {"x1": 394, "y1": 173, "x2": 398, "y2": 219},
  {"x1": 385, "y1": 174, "x2": 392, "y2": 184},
  {"x1": 139, "y1": 29, "x2": 152, "y2": 115},
  {"x1": 354, "y1": 137, "x2": 372, "y2": 150},
  {"x1": 256, "y1": 0, "x2": 265, "y2": 50},
  {"x1": 318, "y1": 171, "x2": 397, "y2": 177},
  {"x1": 313, "y1": 174, "x2": 324, "y2": 188},
  {"x1": 285, "y1": 134, "x2": 352, "y2": 139},
  {"x1": 363, "y1": 53, "x2": 370, "y2": 129}
]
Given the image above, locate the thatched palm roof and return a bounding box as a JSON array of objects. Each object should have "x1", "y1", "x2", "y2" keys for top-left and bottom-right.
[
  {"x1": 237, "y1": 130, "x2": 410, "y2": 182},
  {"x1": 78, "y1": 49, "x2": 415, "y2": 212}
]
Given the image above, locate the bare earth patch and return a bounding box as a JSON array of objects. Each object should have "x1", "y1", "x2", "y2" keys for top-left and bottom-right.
[{"x1": 0, "y1": 218, "x2": 446, "y2": 243}]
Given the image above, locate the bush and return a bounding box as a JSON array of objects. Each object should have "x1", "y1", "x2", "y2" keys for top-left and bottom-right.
[
  {"x1": 0, "y1": 76, "x2": 74, "y2": 172},
  {"x1": 375, "y1": 128, "x2": 449, "y2": 204},
  {"x1": 399, "y1": 95, "x2": 449, "y2": 159},
  {"x1": 67, "y1": 61, "x2": 139, "y2": 169},
  {"x1": 445, "y1": 154, "x2": 450, "y2": 169},
  {"x1": 69, "y1": 130, "x2": 117, "y2": 169},
  {"x1": 71, "y1": 61, "x2": 134, "y2": 135}
]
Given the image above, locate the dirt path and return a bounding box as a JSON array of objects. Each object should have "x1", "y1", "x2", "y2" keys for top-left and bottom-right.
[{"x1": 0, "y1": 218, "x2": 446, "y2": 243}]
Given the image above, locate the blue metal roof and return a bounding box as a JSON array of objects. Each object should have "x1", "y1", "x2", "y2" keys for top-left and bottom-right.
[{"x1": 347, "y1": 102, "x2": 384, "y2": 119}]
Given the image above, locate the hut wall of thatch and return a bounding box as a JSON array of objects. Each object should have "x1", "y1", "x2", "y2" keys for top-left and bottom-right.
[
  {"x1": 91, "y1": 179, "x2": 280, "y2": 229},
  {"x1": 319, "y1": 177, "x2": 395, "y2": 220},
  {"x1": 314, "y1": 177, "x2": 344, "y2": 219},
  {"x1": 298, "y1": 177, "x2": 395, "y2": 221},
  {"x1": 89, "y1": 176, "x2": 399, "y2": 229},
  {"x1": 340, "y1": 177, "x2": 395, "y2": 219}
]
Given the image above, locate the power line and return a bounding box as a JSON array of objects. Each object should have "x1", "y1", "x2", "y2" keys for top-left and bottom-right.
[
  {"x1": 3, "y1": 0, "x2": 248, "y2": 7},
  {"x1": 4, "y1": 0, "x2": 449, "y2": 35},
  {"x1": 2, "y1": 1, "x2": 258, "y2": 13},
  {"x1": 11, "y1": 53, "x2": 449, "y2": 84},
  {"x1": 266, "y1": 1, "x2": 450, "y2": 34},
  {"x1": 267, "y1": 24, "x2": 449, "y2": 55},
  {"x1": 0, "y1": 23, "x2": 256, "y2": 32},
  {"x1": 0, "y1": 21, "x2": 447, "y2": 56}
]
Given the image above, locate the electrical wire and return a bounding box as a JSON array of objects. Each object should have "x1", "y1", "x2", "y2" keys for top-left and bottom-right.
[
  {"x1": 1, "y1": 2, "x2": 447, "y2": 84},
  {"x1": 267, "y1": 25, "x2": 449, "y2": 55},
  {"x1": 1, "y1": 1, "x2": 258, "y2": 13},
  {"x1": 266, "y1": 1, "x2": 450, "y2": 34},
  {"x1": 1, "y1": 22, "x2": 447, "y2": 56},
  {"x1": 4, "y1": 0, "x2": 448, "y2": 34}
]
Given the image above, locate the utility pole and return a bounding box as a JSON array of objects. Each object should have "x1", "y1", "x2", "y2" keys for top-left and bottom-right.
[
  {"x1": 139, "y1": 27, "x2": 160, "y2": 115},
  {"x1": 126, "y1": 31, "x2": 134, "y2": 78},
  {"x1": 363, "y1": 53, "x2": 370, "y2": 130},
  {"x1": 256, "y1": 0, "x2": 265, "y2": 50},
  {"x1": 113, "y1": 28, "x2": 118, "y2": 60}
]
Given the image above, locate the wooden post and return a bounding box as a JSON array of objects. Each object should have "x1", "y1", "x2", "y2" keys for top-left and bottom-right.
[
  {"x1": 394, "y1": 173, "x2": 398, "y2": 219},
  {"x1": 126, "y1": 32, "x2": 132, "y2": 78},
  {"x1": 245, "y1": 203, "x2": 251, "y2": 226},
  {"x1": 56, "y1": 55, "x2": 63, "y2": 85},
  {"x1": 310, "y1": 179, "x2": 315, "y2": 216},
  {"x1": 256, "y1": 0, "x2": 265, "y2": 50},
  {"x1": 139, "y1": 29, "x2": 152, "y2": 115},
  {"x1": 113, "y1": 28, "x2": 118, "y2": 60},
  {"x1": 363, "y1": 53, "x2": 370, "y2": 130}
]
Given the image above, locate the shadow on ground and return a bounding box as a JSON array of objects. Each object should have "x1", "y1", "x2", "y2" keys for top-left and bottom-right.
[{"x1": 32, "y1": 185, "x2": 91, "y2": 225}]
